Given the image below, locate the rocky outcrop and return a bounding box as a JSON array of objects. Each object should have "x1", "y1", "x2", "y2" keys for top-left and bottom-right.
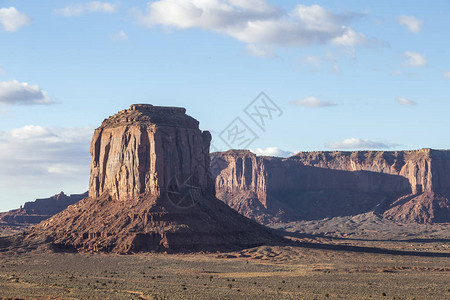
[
  {"x1": 211, "y1": 149, "x2": 450, "y2": 224},
  {"x1": 18, "y1": 104, "x2": 280, "y2": 253},
  {"x1": 0, "y1": 192, "x2": 87, "y2": 225},
  {"x1": 89, "y1": 104, "x2": 213, "y2": 201}
]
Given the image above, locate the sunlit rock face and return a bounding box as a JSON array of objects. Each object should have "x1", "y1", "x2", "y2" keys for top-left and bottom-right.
[
  {"x1": 212, "y1": 149, "x2": 450, "y2": 224},
  {"x1": 22, "y1": 104, "x2": 280, "y2": 254},
  {"x1": 89, "y1": 104, "x2": 213, "y2": 201}
]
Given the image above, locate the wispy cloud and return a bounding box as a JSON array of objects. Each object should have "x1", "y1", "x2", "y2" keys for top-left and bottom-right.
[
  {"x1": 397, "y1": 15, "x2": 423, "y2": 33},
  {"x1": 0, "y1": 7, "x2": 31, "y2": 32},
  {"x1": 109, "y1": 29, "x2": 128, "y2": 42},
  {"x1": 325, "y1": 138, "x2": 399, "y2": 150},
  {"x1": 290, "y1": 96, "x2": 336, "y2": 108},
  {"x1": 443, "y1": 71, "x2": 450, "y2": 79},
  {"x1": 134, "y1": 1, "x2": 368, "y2": 56},
  {"x1": 251, "y1": 147, "x2": 293, "y2": 158},
  {"x1": 396, "y1": 97, "x2": 416, "y2": 106},
  {"x1": 0, "y1": 80, "x2": 54, "y2": 105},
  {"x1": 403, "y1": 51, "x2": 427, "y2": 67},
  {"x1": 301, "y1": 53, "x2": 340, "y2": 74},
  {"x1": 55, "y1": 1, "x2": 118, "y2": 17},
  {"x1": 246, "y1": 44, "x2": 275, "y2": 58}
]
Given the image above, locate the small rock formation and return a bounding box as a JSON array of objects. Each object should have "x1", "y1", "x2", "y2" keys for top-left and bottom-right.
[
  {"x1": 211, "y1": 149, "x2": 450, "y2": 224},
  {"x1": 20, "y1": 104, "x2": 279, "y2": 253},
  {"x1": 0, "y1": 192, "x2": 87, "y2": 225}
]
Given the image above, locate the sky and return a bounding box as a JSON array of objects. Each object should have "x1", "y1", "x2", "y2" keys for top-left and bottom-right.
[{"x1": 0, "y1": 0, "x2": 449, "y2": 211}]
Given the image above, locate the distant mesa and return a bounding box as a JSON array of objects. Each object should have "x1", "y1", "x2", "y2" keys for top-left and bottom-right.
[
  {"x1": 13, "y1": 104, "x2": 280, "y2": 253},
  {"x1": 211, "y1": 149, "x2": 450, "y2": 224},
  {"x1": 0, "y1": 192, "x2": 87, "y2": 226}
]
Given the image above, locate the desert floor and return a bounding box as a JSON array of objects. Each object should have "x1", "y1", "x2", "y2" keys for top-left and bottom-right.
[
  {"x1": 1, "y1": 214, "x2": 449, "y2": 299},
  {"x1": 1, "y1": 239, "x2": 449, "y2": 299}
]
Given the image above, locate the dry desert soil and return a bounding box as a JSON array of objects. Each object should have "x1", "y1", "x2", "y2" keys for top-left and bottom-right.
[{"x1": 1, "y1": 221, "x2": 449, "y2": 300}]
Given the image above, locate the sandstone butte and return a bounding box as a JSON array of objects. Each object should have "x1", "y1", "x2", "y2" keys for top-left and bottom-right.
[
  {"x1": 10, "y1": 104, "x2": 280, "y2": 254},
  {"x1": 212, "y1": 149, "x2": 450, "y2": 224}
]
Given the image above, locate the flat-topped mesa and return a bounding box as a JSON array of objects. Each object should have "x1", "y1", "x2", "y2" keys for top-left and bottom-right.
[
  {"x1": 100, "y1": 104, "x2": 198, "y2": 129},
  {"x1": 212, "y1": 149, "x2": 450, "y2": 224},
  {"x1": 19, "y1": 104, "x2": 281, "y2": 253},
  {"x1": 89, "y1": 104, "x2": 213, "y2": 201}
]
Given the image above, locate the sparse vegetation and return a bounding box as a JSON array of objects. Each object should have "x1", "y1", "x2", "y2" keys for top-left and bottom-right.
[{"x1": 0, "y1": 246, "x2": 447, "y2": 299}]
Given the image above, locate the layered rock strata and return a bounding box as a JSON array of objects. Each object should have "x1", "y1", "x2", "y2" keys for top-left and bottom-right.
[
  {"x1": 211, "y1": 149, "x2": 450, "y2": 224},
  {"x1": 18, "y1": 104, "x2": 279, "y2": 253}
]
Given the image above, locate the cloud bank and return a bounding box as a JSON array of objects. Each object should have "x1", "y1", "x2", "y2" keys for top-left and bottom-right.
[
  {"x1": 134, "y1": 0, "x2": 367, "y2": 55},
  {"x1": 0, "y1": 125, "x2": 92, "y2": 184}
]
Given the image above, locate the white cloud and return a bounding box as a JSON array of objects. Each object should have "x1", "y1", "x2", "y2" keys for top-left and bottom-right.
[
  {"x1": 397, "y1": 15, "x2": 423, "y2": 33},
  {"x1": 396, "y1": 97, "x2": 416, "y2": 106},
  {"x1": 325, "y1": 138, "x2": 398, "y2": 150},
  {"x1": 0, "y1": 80, "x2": 53, "y2": 105},
  {"x1": 134, "y1": 1, "x2": 367, "y2": 55},
  {"x1": 331, "y1": 28, "x2": 367, "y2": 47},
  {"x1": 443, "y1": 71, "x2": 450, "y2": 79},
  {"x1": 0, "y1": 125, "x2": 92, "y2": 179},
  {"x1": 290, "y1": 96, "x2": 336, "y2": 108},
  {"x1": 55, "y1": 1, "x2": 118, "y2": 17},
  {"x1": 403, "y1": 51, "x2": 426, "y2": 67},
  {"x1": 251, "y1": 147, "x2": 293, "y2": 158},
  {"x1": 0, "y1": 7, "x2": 31, "y2": 32},
  {"x1": 109, "y1": 29, "x2": 128, "y2": 42}
]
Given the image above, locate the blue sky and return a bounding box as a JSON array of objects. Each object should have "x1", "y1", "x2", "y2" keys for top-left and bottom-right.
[{"x1": 0, "y1": 0, "x2": 449, "y2": 210}]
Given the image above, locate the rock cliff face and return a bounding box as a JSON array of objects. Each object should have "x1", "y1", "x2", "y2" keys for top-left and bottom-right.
[
  {"x1": 211, "y1": 149, "x2": 450, "y2": 224},
  {"x1": 89, "y1": 104, "x2": 213, "y2": 201},
  {"x1": 20, "y1": 105, "x2": 279, "y2": 253},
  {"x1": 0, "y1": 192, "x2": 87, "y2": 225}
]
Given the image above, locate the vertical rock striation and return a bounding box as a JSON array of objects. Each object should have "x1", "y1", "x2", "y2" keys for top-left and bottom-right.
[
  {"x1": 21, "y1": 104, "x2": 280, "y2": 253},
  {"x1": 88, "y1": 104, "x2": 213, "y2": 200},
  {"x1": 211, "y1": 149, "x2": 450, "y2": 224}
]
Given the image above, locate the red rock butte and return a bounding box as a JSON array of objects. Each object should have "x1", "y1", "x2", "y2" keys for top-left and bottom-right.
[{"x1": 18, "y1": 104, "x2": 281, "y2": 253}]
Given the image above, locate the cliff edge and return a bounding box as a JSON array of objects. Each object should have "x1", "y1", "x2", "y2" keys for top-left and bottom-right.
[{"x1": 212, "y1": 149, "x2": 450, "y2": 224}]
